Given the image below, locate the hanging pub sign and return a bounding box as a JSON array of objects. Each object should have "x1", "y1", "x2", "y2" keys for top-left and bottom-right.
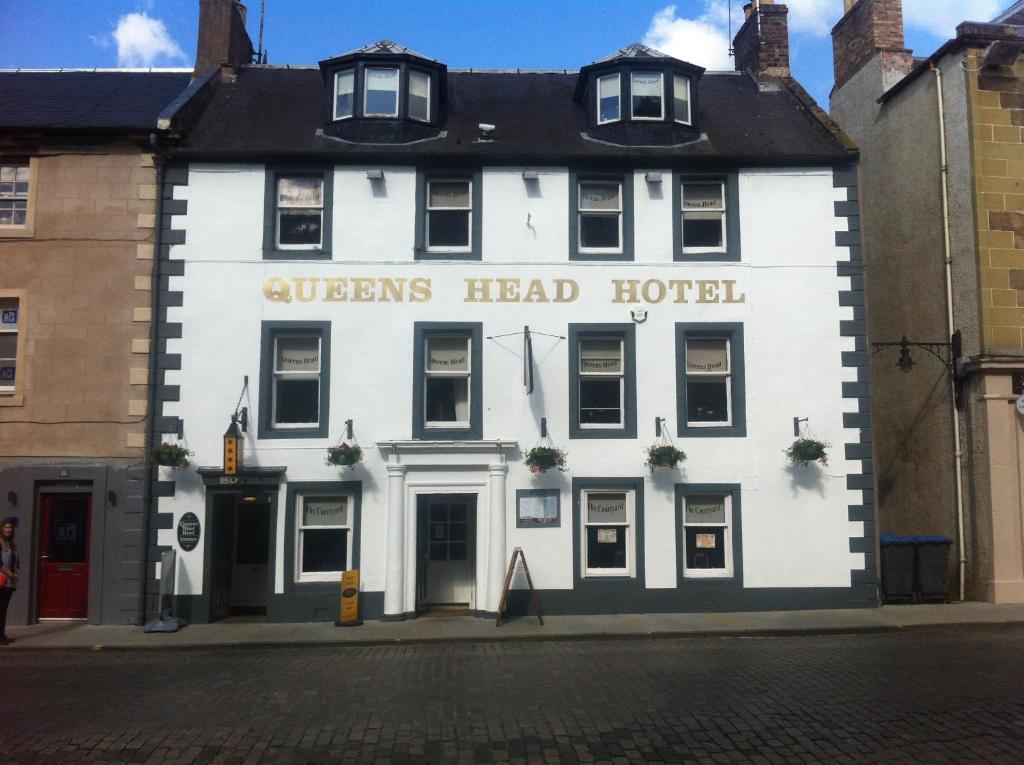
[
  {"x1": 223, "y1": 417, "x2": 244, "y2": 475},
  {"x1": 177, "y1": 512, "x2": 201, "y2": 552}
]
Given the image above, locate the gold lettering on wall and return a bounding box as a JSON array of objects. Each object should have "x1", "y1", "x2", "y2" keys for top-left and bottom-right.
[{"x1": 262, "y1": 276, "x2": 741, "y2": 306}]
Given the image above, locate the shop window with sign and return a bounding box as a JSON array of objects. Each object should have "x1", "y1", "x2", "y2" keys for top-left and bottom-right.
[
  {"x1": 682, "y1": 494, "x2": 733, "y2": 577},
  {"x1": 424, "y1": 335, "x2": 471, "y2": 427},
  {"x1": 675, "y1": 323, "x2": 745, "y2": 438},
  {"x1": 0, "y1": 296, "x2": 22, "y2": 400},
  {"x1": 416, "y1": 171, "x2": 481, "y2": 260},
  {"x1": 571, "y1": 174, "x2": 633, "y2": 261},
  {"x1": 578, "y1": 181, "x2": 622, "y2": 254},
  {"x1": 631, "y1": 72, "x2": 664, "y2": 120},
  {"x1": 569, "y1": 324, "x2": 636, "y2": 439},
  {"x1": 581, "y1": 489, "x2": 635, "y2": 577},
  {"x1": 674, "y1": 175, "x2": 739, "y2": 261},
  {"x1": 364, "y1": 67, "x2": 400, "y2": 117},
  {"x1": 426, "y1": 180, "x2": 472, "y2": 252},
  {"x1": 412, "y1": 322, "x2": 483, "y2": 440},
  {"x1": 675, "y1": 484, "x2": 741, "y2": 586},
  {"x1": 296, "y1": 494, "x2": 353, "y2": 582},
  {"x1": 263, "y1": 169, "x2": 333, "y2": 259},
  {"x1": 259, "y1": 322, "x2": 331, "y2": 439},
  {"x1": 681, "y1": 182, "x2": 725, "y2": 252}
]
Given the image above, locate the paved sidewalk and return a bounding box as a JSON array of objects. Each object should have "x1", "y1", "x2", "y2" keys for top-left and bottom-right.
[{"x1": 6, "y1": 601, "x2": 1024, "y2": 651}]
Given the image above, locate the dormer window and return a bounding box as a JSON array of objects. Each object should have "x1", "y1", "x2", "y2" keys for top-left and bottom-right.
[
  {"x1": 597, "y1": 73, "x2": 620, "y2": 124},
  {"x1": 364, "y1": 67, "x2": 400, "y2": 117},
  {"x1": 673, "y1": 75, "x2": 691, "y2": 124},
  {"x1": 630, "y1": 72, "x2": 663, "y2": 120},
  {"x1": 334, "y1": 70, "x2": 354, "y2": 120},
  {"x1": 409, "y1": 70, "x2": 431, "y2": 122}
]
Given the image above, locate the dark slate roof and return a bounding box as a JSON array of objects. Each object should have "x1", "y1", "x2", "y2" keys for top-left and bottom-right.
[
  {"x1": 0, "y1": 71, "x2": 191, "y2": 131},
  {"x1": 174, "y1": 67, "x2": 851, "y2": 164}
]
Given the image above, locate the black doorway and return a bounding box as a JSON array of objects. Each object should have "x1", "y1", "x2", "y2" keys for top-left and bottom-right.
[{"x1": 210, "y1": 494, "x2": 271, "y2": 620}]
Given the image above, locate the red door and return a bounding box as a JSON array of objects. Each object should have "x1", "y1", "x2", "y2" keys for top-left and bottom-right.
[{"x1": 38, "y1": 493, "x2": 91, "y2": 619}]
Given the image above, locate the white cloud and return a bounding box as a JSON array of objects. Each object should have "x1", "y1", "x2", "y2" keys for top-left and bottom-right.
[
  {"x1": 643, "y1": 4, "x2": 733, "y2": 70},
  {"x1": 785, "y1": 0, "x2": 837, "y2": 36},
  {"x1": 112, "y1": 12, "x2": 186, "y2": 67},
  {"x1": 903, "y1": 0, "x2": 1002, "y2": 38}
]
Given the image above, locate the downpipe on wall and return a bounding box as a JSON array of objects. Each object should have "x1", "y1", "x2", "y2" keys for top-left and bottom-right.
[
  {"x1": 931, "y1": 62, "x2": 967, "y2": 601},
  {"x1": 138, "y1": 132, "x2": 166, "y2": 624}
]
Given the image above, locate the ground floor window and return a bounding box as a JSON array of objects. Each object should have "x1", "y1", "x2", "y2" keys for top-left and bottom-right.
[
  {"x1": 581, "y1": 488, "x2": 634, "y2": 577},
  {"x1": 296, "y1": 494, "x2": 352, "y2": 582},
  {"x1": 682, "y1": 494, "x2": 732, "y2": 577}
]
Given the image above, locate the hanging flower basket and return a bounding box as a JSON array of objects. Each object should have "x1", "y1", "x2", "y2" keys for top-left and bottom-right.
[
  {"x1": 326, "y1": 442, "x2": 363, "y2": 469},
  {"x1": 525, "y1": 446, "x2": 567, "y2": 474},
  {"x1": 645, "y1": 444, "x2": 687, "y2": 472},
  {"x1": 785, "y1": 438, "x2": 830, "y2": 467},
  {"x1": 150, "y1": 442, "x2": 192, "y2": 469}
]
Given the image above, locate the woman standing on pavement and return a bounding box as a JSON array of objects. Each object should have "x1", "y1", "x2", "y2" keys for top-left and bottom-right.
[{"x1": 0, "y1": 518, "x2": 20, "y2": 644}]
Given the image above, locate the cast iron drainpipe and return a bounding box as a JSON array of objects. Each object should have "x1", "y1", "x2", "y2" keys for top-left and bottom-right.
[
  {"x1": 138, "y1": 133, "x2": 166, "y2": 625},
  {"x1": 931, "y1": 62, "x2": 967, "y2": 601}
]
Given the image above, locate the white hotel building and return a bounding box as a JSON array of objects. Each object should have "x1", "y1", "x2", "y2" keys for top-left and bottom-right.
[{"x1": 149, "y1": 8, "x2": 875, "y2": 622}]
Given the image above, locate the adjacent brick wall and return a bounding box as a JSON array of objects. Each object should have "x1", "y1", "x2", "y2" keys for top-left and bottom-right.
[
  {"x1": 970, "y1": 49, "x2": 1024, "y2": 351},
  {"x1": 832, "y1": 0, "x2": 908, "y2": 91},
  {"x1": 733, "y1": 4, "x2": 790, "y2": 79}
]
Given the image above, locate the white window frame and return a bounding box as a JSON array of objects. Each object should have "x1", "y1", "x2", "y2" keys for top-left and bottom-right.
[
  {"x1": 333, "y1": 69, "x2": 355, "y2": 121},
  {"x1": 682, "y1": 494, "x2": 733, "y2": 579},
  {"x1": 630, "y1": 71, "x2": 664, "y2": 121},
  {"x1": 673, "y1": 74, "x2": 691, "y2": 125},
  {"x1": 684, "y1": 337, "x2": 732, "y2": 427},
  {"x1": 578, "y1": 337, "x2": 625, "y2": 429},
  {"x1": 596, "y1": 72, "x2": 621, "y2": 125},
  {"x1": 295, "y1": 493, "x2": 353, "y2": 583},
  {"x1": 424, "y1": 333, "x2": 471, "y2": 428},
  {"x1": 577, "y1": 180, "x2": 623, "y2": 255},
  {"x1": 681, "y1": 180, "x2": 727, "y2": 254},
  {"x1": 426, "y1": 178, "x2": 472, "y2": 253},
  {"x1": 275, "y1": 175, "x2": 324, "y2": 250},
  {"x1": 408, "y1": 69, "x2": 431, "y2": 122},
  {"x1": 0, "y1": 296, "x2": 20, "y2": 397},
  {"x1": 363, "y1": 66, "x2": 400, "y2": 118},
  {"x1": 581, "y1": 489, "x2": 635, "y2": 578},
  {"x1": 0, "y1": 162, "x2": 31, "y2": 229},
  {"x1": 272, "y1": 333, "x2": 322, "y2": 429}
]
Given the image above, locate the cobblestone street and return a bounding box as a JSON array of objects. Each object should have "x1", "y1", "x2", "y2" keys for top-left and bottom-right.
[{"x1": 5, "y1": 625, "x2": 1024, "y2": 764}]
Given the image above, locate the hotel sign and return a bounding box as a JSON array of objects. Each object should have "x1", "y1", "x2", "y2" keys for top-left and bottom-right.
[{"x1": 263, "y1": 276, "x2": 746, "y2": 305}]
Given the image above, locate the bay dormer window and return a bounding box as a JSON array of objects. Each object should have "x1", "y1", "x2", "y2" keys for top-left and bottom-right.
[
  {"x1": 673, "y1": 74, "x2": 691, "y2": 124},
  {"x1": 409, "y1": 70, "x2": 431, "y2": 122},
  {"x1": 364, "y1": 66, "x2": 400, "y2": 117},
  {"x1": 630, "y1": 72, "x2": 663, "y2": 120},
  {"x1": 333, "y1": 69, "x2": 354, "y2": 120},
  {"x1": 597, "y1": 73, "x2": 620, "y2": 124}
]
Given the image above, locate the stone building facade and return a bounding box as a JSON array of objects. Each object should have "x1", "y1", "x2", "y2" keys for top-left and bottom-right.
[
  {"x1": 0, "y1": 71, "x2": 191, "y2": 625},
  {"x1": 831, "y1": 0, "x2": 1024, "y2": 602}
]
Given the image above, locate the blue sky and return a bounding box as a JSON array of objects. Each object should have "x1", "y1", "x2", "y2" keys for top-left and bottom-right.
[{"x1": 1, "y1": 1, "x2": 1008, "y2": 108}]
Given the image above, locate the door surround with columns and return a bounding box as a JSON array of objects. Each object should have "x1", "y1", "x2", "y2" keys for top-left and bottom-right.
[{"x1": 376, "y1": 440, "x2": 517, "y2": 619}]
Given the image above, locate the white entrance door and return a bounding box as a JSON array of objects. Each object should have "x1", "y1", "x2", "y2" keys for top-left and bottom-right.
[{"x1": 418, "y1": 497, "x2": 475, "y2": 609}]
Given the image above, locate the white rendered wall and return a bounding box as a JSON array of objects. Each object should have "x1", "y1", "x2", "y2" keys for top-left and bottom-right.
[{"x1": 158, "y1": 164, "x2": 863, "y2": 604}]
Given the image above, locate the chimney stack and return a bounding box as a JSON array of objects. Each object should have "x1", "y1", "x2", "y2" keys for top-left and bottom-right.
[
  {"x1": 733, "y1": 1, "x2": 791, "y2": 79},
  {"x1": 194, "y1": 0, "x2": 255, "y2": 78},
  {"x1": 831, "y1": 0, "x2": 912, "y2": 93}
]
